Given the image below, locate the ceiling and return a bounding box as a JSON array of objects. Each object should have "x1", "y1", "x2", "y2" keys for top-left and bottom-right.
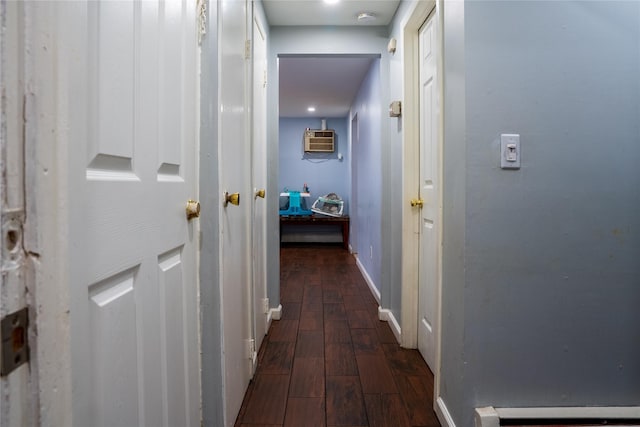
[
  {"x1": 264, "y1": 0, "x2": 400, "y2": 118},
  {"x1": 279, "y1": 56, "x2": 376, "y2": 118},
  {"x1": 262, "y1": 0, "x2": 400, "y2": 27}
]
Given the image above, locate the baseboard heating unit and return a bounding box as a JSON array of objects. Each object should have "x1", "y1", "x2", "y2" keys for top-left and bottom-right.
[{"x1": 475, "y1": 406, "x2": 640, "y2": 427}]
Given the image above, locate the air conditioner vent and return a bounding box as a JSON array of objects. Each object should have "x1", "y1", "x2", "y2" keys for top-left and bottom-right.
[{"x1": 304, "y1": 129, "x2": 335, "y2": 152}]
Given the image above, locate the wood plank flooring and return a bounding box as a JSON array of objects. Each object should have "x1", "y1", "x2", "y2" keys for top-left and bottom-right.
[{"x1": 235, "y1": 244, "x2": 441, "y2": 427}]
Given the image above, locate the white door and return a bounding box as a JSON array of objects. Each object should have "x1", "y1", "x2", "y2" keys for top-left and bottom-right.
[
  {"x1": 219, "y1": 0, "x2": 253, "y2": 424},
  {"x1": 63, "y1": 1, "x2": 201, "y2": 426},
  {"x1": 251, "y1": 14, "x2": 268, "y2": 364},
  {"x1": 417, "y1": 13, "x2": 440, "y2": 370}
]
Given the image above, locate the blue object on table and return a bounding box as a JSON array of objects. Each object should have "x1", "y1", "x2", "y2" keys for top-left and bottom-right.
[{"x1": 279, "y1": 191, "x2": 312, "y2": 216}]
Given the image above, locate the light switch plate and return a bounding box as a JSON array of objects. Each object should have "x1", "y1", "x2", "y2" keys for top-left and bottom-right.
[{"x1": 500, "y1": 134, "x2": 520, "y2": 169}]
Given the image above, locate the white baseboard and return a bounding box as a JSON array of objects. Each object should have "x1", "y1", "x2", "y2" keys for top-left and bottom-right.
[
  {"x1": 377, "y1": 307, "x2": 401, "y2": 344},
  {"x1": 268, "y1": 304, "x2": 282, "y2": 323},
  {"x1": 355, "y1": 256, "x2": 380, "y2": 303},
  {"x1": 475, "y1": 406, "x2": 640, "y2": 427},
  {"x1": 436, "y1": 397, "x2": 457, "y2": 427}
]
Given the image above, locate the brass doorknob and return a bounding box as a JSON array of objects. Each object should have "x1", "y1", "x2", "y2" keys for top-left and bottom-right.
[
  {"x1": 224, "y1": 191, "x2": 240, "y2": 207},
  {"x1": 254, "y1": 189, "x2": 265, "y2": 199},
  {"x1": 186, "y1": 199, "x2": 200, "y2": 220},
  {"x1": 410, "y1": 198, "x2": 424, "y2": 208}
]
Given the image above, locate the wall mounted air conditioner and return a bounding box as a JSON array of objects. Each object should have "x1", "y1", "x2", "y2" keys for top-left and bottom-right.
[{"x1": 304, "y1": 129, "x2": 335, "y2": 152}]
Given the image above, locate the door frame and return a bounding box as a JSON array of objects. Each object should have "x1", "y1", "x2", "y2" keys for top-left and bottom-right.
[
  {"x1": 349, "y1": 113, "x2": 359, "y2": 253},
  {"x1": 1, "y1": 2, "x2": 41, "y2": 424},
  {"x1": 21, "y1": 3, "x2": 74, "y2": 425},
  {"x1": 399, "y1": 0, "x2": 444, "y2": 413},
  {"x1": 199, "y1": 0, "x2": 224, "y2": 425}
]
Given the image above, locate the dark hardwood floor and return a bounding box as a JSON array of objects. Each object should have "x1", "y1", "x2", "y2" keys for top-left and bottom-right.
[{"x1": 235, "y1": 244, "x2": 441, "y2": 427}]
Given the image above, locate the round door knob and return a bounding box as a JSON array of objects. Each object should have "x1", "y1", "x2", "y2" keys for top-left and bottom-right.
[
  {"x1": 410, "y1": 198, "x2": 424, "y2": 208},
  {"x1": 255, "y1": 189, "x2": 266, "y2": 199},
  {"x1": 186, "y1": 199, "x2": 200, "y2": 220},
  {"x1": 224, "y1": 192, "x2": 240, "y2": 207}
]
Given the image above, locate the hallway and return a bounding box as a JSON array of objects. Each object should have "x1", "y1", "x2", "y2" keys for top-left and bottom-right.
[{"x1": 235, "y1": 245, "x2": 441, "y2": 427}]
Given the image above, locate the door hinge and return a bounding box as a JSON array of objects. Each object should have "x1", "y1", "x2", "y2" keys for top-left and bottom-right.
[
  {"x1": 263, "y1": 69, "x2": 267, "y2": 88},
  {"x1": 1, "y1": 307, "x2": 29, "y2": 376},
  {"x1": 262, "y1": 298, "x2": 269, "y2": 314},
  {"x1": 244, "y1": 40, "x2": 251, "y2": 60}
]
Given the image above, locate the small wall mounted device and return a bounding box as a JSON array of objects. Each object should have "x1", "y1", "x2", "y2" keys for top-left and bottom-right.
[
  {"x1": 388, "y1": 38, "x2": 397, "y2": 54},
  {"x1": 389, "y1": 101, "x2": 402, "y2": 117}
]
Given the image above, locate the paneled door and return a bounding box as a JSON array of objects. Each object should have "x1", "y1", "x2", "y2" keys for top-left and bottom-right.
[
  {"x1": 64, "y1": 1, "x2": 201, "y2": 426},
  {"x1": 251, "y1": 13, "x2": 269, "y2": 365},
  {"x1": 417, "y1": 11, "x2": 440, "y2": 370},
  {"x1": 219, "y1": 0, "x2": 253, "y2": 424}
]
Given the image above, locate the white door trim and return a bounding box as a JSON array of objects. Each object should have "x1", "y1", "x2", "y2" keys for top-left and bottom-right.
[
  {"x1": 1, "y1": 2, "x2": 39, "y2": 425},
  {"x1": 350, "y1": 113, "x2": 359, "y2": 254},
  {"x1": 400, "y1": 0, "x2": 444, "y2": 414},
  {"x1": 401, "y1": 0, "x2": 436, "y2": 350},
  {"x1": 24, "y1": 3, "x2": 74, "y2": 425}
]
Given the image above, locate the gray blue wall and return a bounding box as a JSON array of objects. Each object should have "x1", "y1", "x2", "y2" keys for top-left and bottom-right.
[
  {"x1": 350, "y1": 60, "x2": 383, "y2": 296},
  {"x1": 435, "y1": 1, "x2": 640, "y2": 425},
  {"x1": 279, "y1": 117, "x2": 349, "y2": 210}
]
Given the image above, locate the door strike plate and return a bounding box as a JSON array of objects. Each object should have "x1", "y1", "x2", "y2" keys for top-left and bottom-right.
[{"x1": 1, "y1": 307, "x2": 29, "y2": 376}]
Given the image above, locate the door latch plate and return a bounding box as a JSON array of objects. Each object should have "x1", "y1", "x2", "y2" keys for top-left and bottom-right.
[{"x1": 1, "y1": 307, "x2": 29, "y2": 376}]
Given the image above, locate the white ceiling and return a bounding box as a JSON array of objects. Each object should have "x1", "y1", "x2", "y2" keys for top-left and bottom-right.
[
  {"x1": 279, "y1": 56, "x2": 376, "y2": 118},
  {"x1": 263, "y1": 0, "x2": 400, "y2": 27},
  {"x1": 264, "y1": 0, "x2": 400, "y2": 118}
]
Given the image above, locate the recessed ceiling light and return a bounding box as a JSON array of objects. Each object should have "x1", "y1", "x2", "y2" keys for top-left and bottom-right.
[
  {"x1": 324, "y1": 0, "x2": 339, "y2": 4},
  {"x1": 357, "y1": 12, "x2": 377, "y2": 23},
  {"x1": 307, "y1": 106, "x2": 316, "y2": 112}
]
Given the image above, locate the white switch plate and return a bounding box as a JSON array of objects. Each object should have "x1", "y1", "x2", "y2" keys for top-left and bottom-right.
[{"x1": 500, "y1": 134, "x2": 520, "y2": 169}]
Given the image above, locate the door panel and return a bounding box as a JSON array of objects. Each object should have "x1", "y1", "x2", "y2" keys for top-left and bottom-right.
[
  {"x1": 89, "y1": 1, "x2": 135, "y2": 167},
  {"x1": 418, "y1": 13, "x2": 439, "y2": 370},
  {"x1": 88, "y1": 268, "x2": 139, "y2": 426},
  {"x1": 158, "y1": 0, "x2": 185, "y2": 178},
  {"x1": 158, "y1": 248, "x2": 188, "y2": 427},
  {"x1": 65, "y1": 1, "x2": 200, "y2": 426}
]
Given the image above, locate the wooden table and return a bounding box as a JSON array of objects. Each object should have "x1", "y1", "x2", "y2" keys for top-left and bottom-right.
[{"x1": 280, "y1": 214, "x2": 349, "y2": 250}]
